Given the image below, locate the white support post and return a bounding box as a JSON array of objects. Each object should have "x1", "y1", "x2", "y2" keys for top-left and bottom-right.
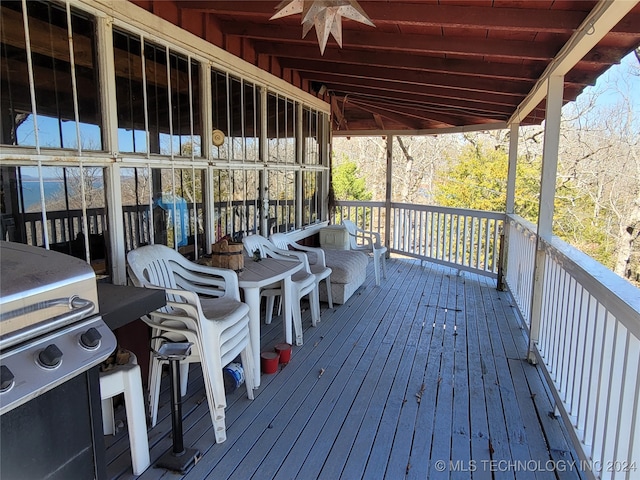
[
  {"x1": 104, "y1": 164, "x2": 127, "y2": 285},
  {"x1": 506, "y1": 122, "x2": 519, "y2": 215},
  {"x1": 201, "y1": 62, "x2": 213, "y2": 163},
  {"x1": 260, "y1": 87, "x2": 269, "y2": 236},
  {"x1": 201, "y1": 65, "x2": 215, "y2": 251},
  {"x1": 324, "y1": 113, "x2": 332, "y2": 223},
  {"x1": 296, "y1": 102, "x2": 304, "y2": 229},
  {"x1": 499, "y1": 122, "x2": 520, "y2": 290},
  {"x1": 385, "y1": 134, "x2": 393, "y2": 250},
  {"x1": 537, "y1": 77, "x2": 564, "y2": 240},
  {"x1": 96, "y1": 15, "x2": 126, "y2": 284},
  {"x1": 528, "y1": 74, "x2": 564, "y2": 362},
  {"x1": 205, "y1": 167, "x2": 215, "y2": 252}
]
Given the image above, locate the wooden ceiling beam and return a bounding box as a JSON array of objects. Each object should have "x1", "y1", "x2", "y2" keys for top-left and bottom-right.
[
  {"x1": 281, "y1": 59, "x2": 534, "y2": 96},
  {"x1": 340, "y1": 88, "x2": 513, "y2": 120},
  {"x1": 373, "y1": 114, "x2": 385, "y2": 131},
  {"x1": 301, "y1": 71, "x2": 525, "y2": 107},
  {"x1": 319, "y1": 84, "x2": 519, "y2": 120},
  {"x1": 348, "y1": 98, "x2": 439, "y2": 124},
  {"x1": 344, "y1": 96, "x2": 494, "y2": 129},
  {"x1": 178, "y1": 2, "x2": 599, "y2": 34},
  {"x1": 330, "y1": 95, "x2": 348, "y2": 131},
  {"x1": 345, "y1": 98, "x2": 459, "y2": 129},
  {"x1": 349, "y1": 104, "x2": 430, "y2": 131},
  {"x1": 256, "y1": 43, "x2": 545, "y2": 81},
  {"x1": 221, "y1": 23, "x2": 560, "y2": 60}
]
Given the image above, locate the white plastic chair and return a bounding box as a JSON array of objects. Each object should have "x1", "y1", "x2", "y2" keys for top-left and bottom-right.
[
  {"x1": 242, "y1": 234, "x2": 319, "y2": 341},
  {"x1": 342, "y1": 219, "x2": 388, "y2": 286},
  {"x1": 99, "y1": 351, "x2": 150, "y2": 476},
  {"x1": 270, "y1": 232, "x2": 333, "y2": 312},
  {"x1": 126, "y1": 244, "x2": 254, "y2": 444}
]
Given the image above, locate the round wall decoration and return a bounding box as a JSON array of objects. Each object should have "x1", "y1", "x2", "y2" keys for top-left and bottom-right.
[{"x1": 212, "y1": 129, "x2": 225, "y2": 147}]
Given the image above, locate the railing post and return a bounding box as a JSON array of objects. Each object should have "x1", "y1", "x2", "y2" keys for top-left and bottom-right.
[
  {"x1": 497, "y1": 229, "x2": 506, "y2": 291},
  {"x1": 528, "y1": 74, "x2": 563, "y2": 363},
  {"x1": 385, "y1": 135, "x2": 392, "y2": 250}
]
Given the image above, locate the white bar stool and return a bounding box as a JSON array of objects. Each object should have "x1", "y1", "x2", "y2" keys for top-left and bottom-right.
[{"x1": 100, "y1": 350, "x2": 150, "y2": 476}]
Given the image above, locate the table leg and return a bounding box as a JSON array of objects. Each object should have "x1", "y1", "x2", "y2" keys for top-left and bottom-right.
[
  {"x1": 282, "y1": 275, "x2": 302, "y2": 346},
  {"x1": 282, "y1": 277, "x2": 292, "y2": 345},
  {"x1": 243, "y1": 287, "x2": 262, "y2": 389}
]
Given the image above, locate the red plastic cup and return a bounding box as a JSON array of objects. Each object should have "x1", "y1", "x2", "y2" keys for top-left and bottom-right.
[
  {"x1": 275, "y1": 343, "x2": 292, "y2": 364},
  {"x1": 261, "y1": 352, "x2": 279, "y2": 374}
]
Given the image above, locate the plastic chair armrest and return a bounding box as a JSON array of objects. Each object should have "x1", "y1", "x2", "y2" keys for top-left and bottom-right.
[{"x1": 290, "y1": 243, "x2": 327, "y2": 267}]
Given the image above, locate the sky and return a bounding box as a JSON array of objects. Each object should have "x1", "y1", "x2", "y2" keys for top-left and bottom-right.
[{"x1": 575, "y1": 50, "x2": 640, "y2": 116}]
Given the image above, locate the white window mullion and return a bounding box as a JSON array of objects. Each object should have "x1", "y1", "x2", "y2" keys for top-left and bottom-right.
[
  {"x1": 65, "y1": 1, "x2": 91, "y2": 264},
  {"x1": 21, "y1": 0, "x2": 51, "y2": 248},
  {"x1": 140, "y1": 36, "x2": 150, "y2": 160},
  {"x1": 96, "y1": 16, "x2": 118, "y2": 155},
  {"x1": 187, "y1": 55, "x2": 199, "y2": 259}
]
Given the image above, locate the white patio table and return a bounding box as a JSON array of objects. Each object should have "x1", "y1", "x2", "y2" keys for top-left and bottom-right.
[{"x1": 237, "y1": 256, "x2": 303, "y2": 388}]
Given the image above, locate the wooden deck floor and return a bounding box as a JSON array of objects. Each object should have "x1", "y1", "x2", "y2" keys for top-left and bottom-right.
[{"x1": 105, "y1": 256, "x2": 585, "y2": 480}]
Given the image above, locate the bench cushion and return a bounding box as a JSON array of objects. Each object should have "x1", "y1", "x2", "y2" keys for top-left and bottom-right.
[
  {"x1": 317, "y1": 249, "x2": 369, "y2": 305},
  {"x1": 323, "y1": 250, "x2": 369, "y2": 284}
]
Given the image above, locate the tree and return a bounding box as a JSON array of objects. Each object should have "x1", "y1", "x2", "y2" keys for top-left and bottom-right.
[
  {"x1": 432, "y1": 141, "x2": 616, "y2": 266},
  {"x1": 332, "y1": 158, "x2": 372, "y2": 201},
  {"x1": 434, "y1": 142, "x2": 543, "y2": 219}
]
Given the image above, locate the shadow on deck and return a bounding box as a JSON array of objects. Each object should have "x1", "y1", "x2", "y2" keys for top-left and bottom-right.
[{"x1": 106, "y1": 256, "x2": 585, "y2": 480}]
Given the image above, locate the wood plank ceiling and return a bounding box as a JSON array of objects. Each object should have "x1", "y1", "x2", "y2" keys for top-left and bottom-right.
[{"x1": 132, "y1": 0, "x2": 640, "y2": 133}]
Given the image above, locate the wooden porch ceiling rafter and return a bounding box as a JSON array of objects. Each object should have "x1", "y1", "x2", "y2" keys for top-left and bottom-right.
[
  {"x1": 221, "y1": 23, "x2": 563, "y2": 61},
  {"x1": 133, "y1": 0, "x2": 640, "y2": 134}
]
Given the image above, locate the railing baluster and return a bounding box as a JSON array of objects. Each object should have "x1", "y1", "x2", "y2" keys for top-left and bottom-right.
[
  {"x1": 560, "y1": 275, "x2": 577, "y2": 402},
  {"x1": 577, "y1": 294, "x2": 597, "y2": 441}
]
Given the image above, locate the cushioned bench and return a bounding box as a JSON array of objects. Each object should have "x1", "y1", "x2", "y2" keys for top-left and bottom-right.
[
  {"x1": 278, "y1": 226, "x2": 370, "y2": 305},
  {"x1": 318, "y1": 249, "x2": 369, "y2": 305}
]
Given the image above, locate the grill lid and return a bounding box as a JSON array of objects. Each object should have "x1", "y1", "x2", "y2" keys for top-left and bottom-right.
[{"x1": 0, "y1": 241, "x2": 99, "y2": 348}]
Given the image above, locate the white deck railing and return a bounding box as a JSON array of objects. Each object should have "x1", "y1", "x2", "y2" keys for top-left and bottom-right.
[
  {"x1": 504, "y1": 214, "x2": 640, "y2": 480},
  {"x1": 504, "y1": 215, "x2": 538, "y2": 326},
  {"x1": 390, "y1": 203, "x2": 504, "y2": 278},
  {"x1": 338, "y1": 201, "x2": 640, "y2": 479},
  {"x1": 336, "y1": 201, "x2": 504, "y2": 278}
]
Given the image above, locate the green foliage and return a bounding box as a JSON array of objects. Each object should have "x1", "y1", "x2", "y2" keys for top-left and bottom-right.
[
  {"x1": 433, "y1": 142, "x2": 617, "y2": 266},
  {"x1": 332, "y1": 158, "x2": 372, "y2": 201},
  {"x1": 434, "y1": 143, "x2": 542, "y2": 221}
]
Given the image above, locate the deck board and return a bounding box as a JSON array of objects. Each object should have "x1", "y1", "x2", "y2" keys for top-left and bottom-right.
[
  {"x1": 105, "y1": 256, "x2": 586, "y2": 480},
  {"x1": 318, "y1": 261, "x2": 423, "y2": 479}
]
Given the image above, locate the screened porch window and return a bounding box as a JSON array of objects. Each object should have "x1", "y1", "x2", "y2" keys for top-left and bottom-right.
[
  {"x1": 0, "y1": 1, "x2": 102, "y2": 149},
  {"x1": 0, "y1": 164, "x2": 108, "y2": 274},
  {"x1": 302, "y1": 170, "x2": 322, "y2": 226},
  {"x1": 267, "y1": 93, "x2": 296, "y2": 164},
  {"x1": 113, "y1": 30, "x2": 202, "y2": 157},
  {"x1": 211, "y1": 68, "x2": 260, "y2": 162},
  {"x1": 212, "y1": 169, "x2": 260, "y2": 241},
  {"x1": 268, "y1": 169, "x2": 296, "y2": 234},
  {"x1": 149, "y1": 168, "x2": 205, "y2": 257}
]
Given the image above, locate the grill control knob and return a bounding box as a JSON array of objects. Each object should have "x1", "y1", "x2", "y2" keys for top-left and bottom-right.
[
  {"x1": 80, "y1": 327, "x2": 102, "y2": 349},
  {"x1": 0, "y1": 365, "x2": 14, "y2": 392},
  {"x1": 38, "y1": 344, "x2": 63, "y2": 369}
]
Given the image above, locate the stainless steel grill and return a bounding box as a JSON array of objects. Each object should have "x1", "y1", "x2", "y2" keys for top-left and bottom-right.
[
  {"x1": 0, "y1": 241, "x2": 117, "y2": 479},
  {"x1": 0, "y1": 241, "x2": 116, "y2": 414}
]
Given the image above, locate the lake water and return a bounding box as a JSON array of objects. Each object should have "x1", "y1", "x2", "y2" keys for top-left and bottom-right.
[{"x1": 21, "y1": 180, "x2": 65, "y2": 210}]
